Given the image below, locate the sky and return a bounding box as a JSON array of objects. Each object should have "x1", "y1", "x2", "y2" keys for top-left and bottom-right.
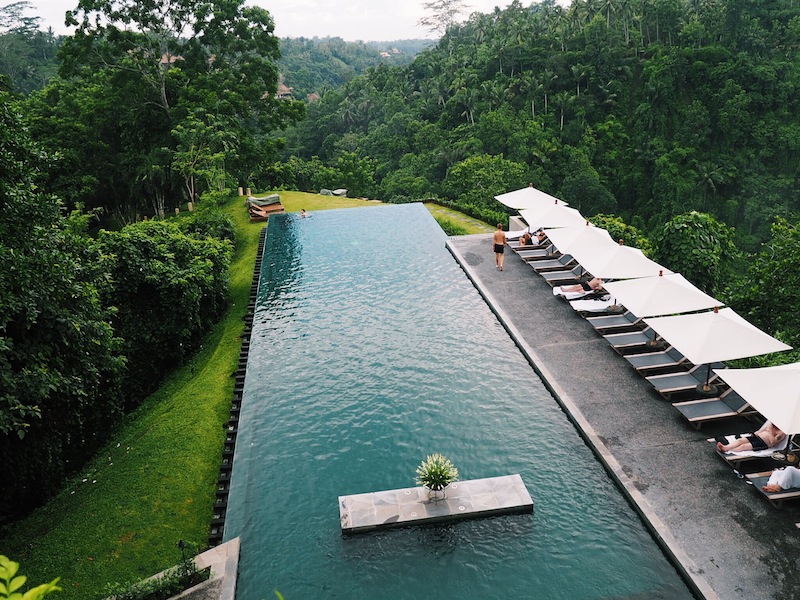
[{"x1": 29, "y1": 1, "x2": 526, "y2": 41}]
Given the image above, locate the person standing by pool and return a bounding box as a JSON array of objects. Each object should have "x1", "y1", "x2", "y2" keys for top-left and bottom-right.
[{"x1": 493, "y1": 223, "x2": 507, "y2": 271}]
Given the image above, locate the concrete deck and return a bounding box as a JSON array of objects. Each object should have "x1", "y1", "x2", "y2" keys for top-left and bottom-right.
[
  {"x1": 339, "y1": 474, "x2": 533, "y2": 534},
  {"x1": 447, "y1": 234, "x2": 800, "y2": 600}
]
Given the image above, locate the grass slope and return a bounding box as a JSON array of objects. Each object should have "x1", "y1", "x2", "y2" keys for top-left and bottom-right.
[{"x1": 0, "y1": 191, "x2": 485, "y2": 597}]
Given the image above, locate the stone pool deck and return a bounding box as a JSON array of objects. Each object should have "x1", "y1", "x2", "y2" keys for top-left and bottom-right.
[
  {"x1": 447, "y1": 234, "x2": 800, "y2": 600},
  {"x1": 339, "y1": 474, "x2": 533, "y2": 534}
]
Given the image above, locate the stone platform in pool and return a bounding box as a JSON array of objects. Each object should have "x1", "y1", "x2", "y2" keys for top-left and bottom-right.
[{"x1": 339, "y1": 474, "x2": 533, "y2": 534}]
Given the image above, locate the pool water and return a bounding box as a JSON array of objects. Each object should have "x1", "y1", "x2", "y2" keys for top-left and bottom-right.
[{"x1": 223, "y1": 203, "x2": 692, "y2": 599}]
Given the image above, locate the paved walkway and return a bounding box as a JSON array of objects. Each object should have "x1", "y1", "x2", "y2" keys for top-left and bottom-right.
[{"x1": 447, "y1": 234, "x2": 800, "y2": 600}]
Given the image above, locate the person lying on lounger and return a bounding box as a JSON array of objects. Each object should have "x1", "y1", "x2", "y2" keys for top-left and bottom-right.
[
  {"x1": 763, "y1": 465, "x2": 800, "y2": 493},
  {"x1": 519, "y1": 232, "x2": 534, "y2": 246},
  {"x1": 560, "y1": 278, "x2": 604, "y2": 294},
  {"x1": 717, "y1": 421, "x2": 785, "y2": 453}
]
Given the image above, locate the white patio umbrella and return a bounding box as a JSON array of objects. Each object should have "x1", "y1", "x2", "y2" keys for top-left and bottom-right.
[
  {"x1": 495, "y1": 186, "x2": 567, "y2": 210},
  {"x1": 644, "y1": 308, "x2": 792, "y2": 391},
  {"x1": 713, "y1": 362, "x2": 800, "y2": 435},
  {"x1": 543, "y1": 224, "x2": 616, "y2": 256},
  {"x1": 575, "y1": 244, "x2": 672, "y2": 280},
  {"x1": 520, "y1": 204, "x2": 585, "y2": 231},
  {"x1": 602, "y1": 272, "x2": 722, "y2": 318}
]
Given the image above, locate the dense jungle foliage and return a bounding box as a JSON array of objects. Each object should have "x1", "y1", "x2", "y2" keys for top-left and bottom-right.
[
  {"x1": 278, "y1": 37, "x2": 429, "y2": 100},
  {"x1": 277, "y1": 0, "x2": 800, "y2": 253},
  {"x1": 0, "y1": 0, "x2": 291, "y2": 520},
  {"x1": 1, "y1": 0, "x2": 800, "y2": 526}
]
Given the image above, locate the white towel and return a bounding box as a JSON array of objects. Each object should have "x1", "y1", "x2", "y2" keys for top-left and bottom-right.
[
  {"x1": 569, "y1": 297, "x2": 616, "y2": 313},
  {"x1": 716, "y1": 434, "x2": 785, "y2": 458}
]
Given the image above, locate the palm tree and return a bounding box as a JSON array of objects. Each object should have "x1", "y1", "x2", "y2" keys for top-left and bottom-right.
[
  {"x1": 540, "y1": 68, "x2": 557, "y2": 115},
  {"x1": 455, "y1": 87, "x2": 478, "y2": 125},
  {"x1": 571, "y1": 63, "x2": 589, "y2": 96},
  {"x1": 518, "y1": 72, "x2": 540, "y2": 118},
  {"x1": 552, "y1": 90, "x2": 573, "y2": 130}
]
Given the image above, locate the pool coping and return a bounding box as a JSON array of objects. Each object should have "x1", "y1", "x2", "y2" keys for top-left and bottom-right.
[{"x1": 446, "y1": 236, "x2": 718, "y2": 600}]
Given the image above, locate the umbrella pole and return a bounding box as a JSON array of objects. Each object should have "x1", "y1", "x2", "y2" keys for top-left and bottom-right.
[{"x1": 696, "y1": 363, "x2": 718, "y2": 396}]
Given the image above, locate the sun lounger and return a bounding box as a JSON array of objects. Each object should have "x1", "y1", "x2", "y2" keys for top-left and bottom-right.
[
  {"x1": 530, "y1": 254, "x2": 576, "y2": 273},
  {"x1": 586, "y1": 311, "x2": 643, "y2": 334},
  {"x1": 672, "y1": 388, "x2": 754, "y2": 429},
  {"x1": 745, "y1": 470, "x2": 800, "y2": 507},
  {"x1": 248, "y1": 200, "x2": 284, "y2": 220},
  {"x1": 569, "y1": 296, "x2": 617, "y2": 314},
  {"x1": 246, "y1": 194, "x2": 281, "y2": 208},
  {"x1": 709, "y1": 433, "x2": 795, "y2": 467},
  {"x1": 602, "y1": 327, "x2": 662, "y2": 354},
  {"x1": 624, "y1": 346, "x2": 688, "y2": 375},
  {"x1": 541, "y1": 265, "x2": 587, "y2": 287},
  {"x1": 552, "y1": 287, "x2": 602, "y2": 302},
  {"x1": 645, "y1": 364, "x2": 722, "y2": 399},
  {"x1": 516, "y1": 245, "x2": 559, "y2": 261}
]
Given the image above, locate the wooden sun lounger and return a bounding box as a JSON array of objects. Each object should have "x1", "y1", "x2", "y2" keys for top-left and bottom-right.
[
  {"x1": 569, "y1": 296, "x2": 618, "y2": 315},
  {"x1": 541, "y1": 265, "x2": 587, "y2": 287},
  {"x1": 645, "y1": 364, "x2": 721, "y2": 399},
  {"x1": 516, "y1": 245, "x2": 559, "y2": 261},
  {"x1": 602, "y1": 327, "x2": 663, "y2": 354},
  {"x1": 624, "y1": 346, "x2": 688, "y2": 375},
  {"x1": 745, "y1": 471, "x2": 800, "y2": 507},
  {"x1": 586, "y1": 311, "x2": 643, "y2": 334},
  {"x1": 248, "y1": 202, "x2": 284, "y2": 222},
  {"x1": 531, "y1": 254, "x2": 576, "y2": 273},
  {"x1": 709, "y1": 434, "x2": 798, "y2": 468},
  {"x1": 672, "y1": 388, "x2": 755, "y2": 429}
]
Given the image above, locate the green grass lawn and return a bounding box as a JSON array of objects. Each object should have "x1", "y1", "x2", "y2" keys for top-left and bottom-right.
[
  {"x1": 0, "y1": 191, "x2": 488, "y2": 597},
  {"x1": 423, "y1": 203, "x2": 495, "y2": 235}
]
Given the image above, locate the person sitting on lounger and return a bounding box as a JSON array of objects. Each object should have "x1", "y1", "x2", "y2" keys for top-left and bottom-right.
[
  {"x1": 536, "y1": 229, "x2": 547, "y2": 244},
  {"x1": 519, "y1": 232, "x2": 534, "y2": 246},
  {"x1": 763, "y1": 465, "x2": 800, "y2": 493},
  {"x1": 560, "y1": 278, "x2": 603, "y2": 294},
  {"x1": 717, "y1": 421, "x2": 785, "y2": 453}
]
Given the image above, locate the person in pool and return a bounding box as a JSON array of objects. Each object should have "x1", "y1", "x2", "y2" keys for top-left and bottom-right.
[{"x1": 493, "y1": 223, "x2": 507, "y2": 271}]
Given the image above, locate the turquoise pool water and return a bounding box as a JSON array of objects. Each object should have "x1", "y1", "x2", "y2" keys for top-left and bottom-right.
[{"x1": 223, "y1": 203, "x2": 692, "y2": 599}]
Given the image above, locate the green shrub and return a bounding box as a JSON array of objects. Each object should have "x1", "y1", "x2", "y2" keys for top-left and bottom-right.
[
  {"x1": 434, "y1": 217, "x2": 469, "y2": 236},
  {"x1": 0, "y1": 555, "x2": 61, "y2": 600},
  {"x1": 103, "y1": 560, "x2": 209, "y2": 600},
  {"x1": 179, "y1": 210, "x2": 237, "y2": 244}
]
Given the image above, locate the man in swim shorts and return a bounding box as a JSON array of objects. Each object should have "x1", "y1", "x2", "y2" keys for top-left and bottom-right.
[
  {"x1": 493, "y1": 223, "x2": 507, "y2": 271},
  {"x1": 717, "y1": 421, "x2": 785, "y2": 453}
]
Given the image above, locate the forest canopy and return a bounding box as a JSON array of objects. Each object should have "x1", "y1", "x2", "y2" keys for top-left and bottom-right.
[{"x1": 276, "y1": 0, "x2": 800, "y2": 252}]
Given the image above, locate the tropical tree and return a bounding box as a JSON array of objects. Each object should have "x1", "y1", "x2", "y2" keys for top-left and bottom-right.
[
  {"x1": 0, "y1": 92, "x2": 125, "y2": 516},
  {"x1": 97, "y1": 219, "x2": 232, "y2": 404},
  {"x1": 652, "y1": 211, "x2": 737, "y2": 294},
  {"x1": 726, "y1": 218, "x2": 800, "y2": 351},
  {"x1": 419, "y1": 0, "x2": 471, "y2": 35},
  {"x1": 47, "y1": 0, "x2": 304, "y2": 215},
  {"x1": 444, "y1": 154, "x2": 527, "y2": 211}
]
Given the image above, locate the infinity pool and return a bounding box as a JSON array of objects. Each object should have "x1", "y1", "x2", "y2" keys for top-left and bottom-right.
[{"x1": 223, "y1": 203, "x2": 692, "y2": 599}]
